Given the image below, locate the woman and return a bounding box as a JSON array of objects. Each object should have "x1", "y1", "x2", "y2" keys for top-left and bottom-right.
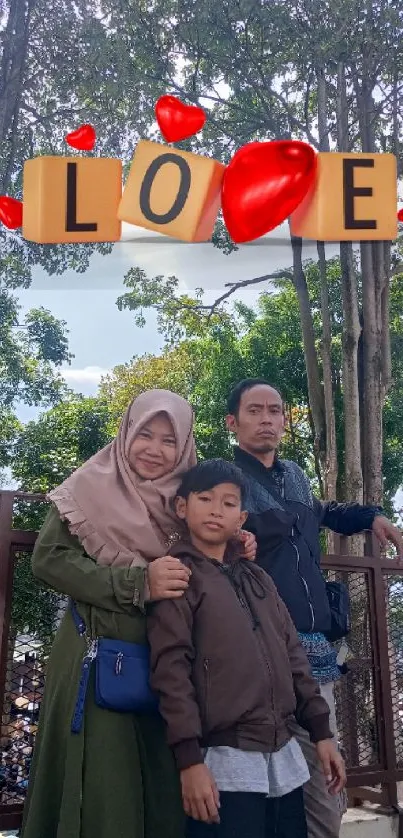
[{"x1": 21, "y1": 389, "x2": 254, "y2": 838}]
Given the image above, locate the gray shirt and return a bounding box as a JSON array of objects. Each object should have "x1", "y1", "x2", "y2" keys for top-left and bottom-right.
[{"x1": 205, "y1": 737, "x2": 310, "y2": 796}]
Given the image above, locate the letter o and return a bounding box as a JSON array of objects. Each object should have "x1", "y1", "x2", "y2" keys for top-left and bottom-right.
[{"x1": 139, "y1": 153, "x2": 191, "y2": 225}]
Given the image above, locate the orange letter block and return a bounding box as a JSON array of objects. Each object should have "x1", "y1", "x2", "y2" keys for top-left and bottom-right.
[
  {"x1": 290, "y1": 152, "x2": 397, "y2": 241},
  {"x1": 118, "y1": 140, "x2": 225, "y2": 242},
  {"x1": 23, "y1": 157, "x2": 122, "y2": 244}
]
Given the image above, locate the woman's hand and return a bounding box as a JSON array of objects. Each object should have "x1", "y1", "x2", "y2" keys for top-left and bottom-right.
[
  {"x1": 147, "y1": 556, "x2": 191, "y2": 601},
  {"x1": 238, "y1": 530, "x2": 257, "y2": 562}
]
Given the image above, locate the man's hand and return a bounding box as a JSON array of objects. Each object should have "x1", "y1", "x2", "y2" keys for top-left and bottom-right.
[
  {"x1": 372, "y1": 515, "x2": 403, "y2": 561},
  {"x1": 181, "y1": 764, "x2": 220, "y2": 824},
  {"x1": 315, "y1": 739, "x2": 346, "y2": 795},
  {"x1": 238, "y1": 530, "x2": 257, "y2": 561}
]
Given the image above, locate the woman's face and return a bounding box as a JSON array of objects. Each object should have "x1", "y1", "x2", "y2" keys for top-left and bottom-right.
[{"x1": 128, "y1": 412, "x2": 177, "y2": 480}]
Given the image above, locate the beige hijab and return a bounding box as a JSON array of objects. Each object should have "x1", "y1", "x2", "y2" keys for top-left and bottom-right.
[{"x1": 48, "y1": 389, "x2": 196, "y2": 568}]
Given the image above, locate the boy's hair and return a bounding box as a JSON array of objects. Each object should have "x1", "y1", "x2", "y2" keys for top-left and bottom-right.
[
  {"x1": 177, "y1": 459, "x2": 247, "y2": 506},
  {"x1": 227, "y1": 378, "x2": 282, "y2": 417}
]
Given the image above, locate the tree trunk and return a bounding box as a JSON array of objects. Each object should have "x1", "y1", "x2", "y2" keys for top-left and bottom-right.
[
  {"x1": 340, "y1": 244, "x2": 363, "y2": 505},
  {"x1": 289, "y1": 230, "x2": 326, "y2": 469},
  {"x1": 380, "y1": 74, "x2": 399, "y2": 403},
  {"x1": 353, "y1": 55, "x2": 385, "y2": 506},
  {"x1": 0, "y1": 0, "x2": 36, "y2": 192},
  {"x1": 377, "y1": 241, "x2": 392, "y2": 402},
  {"x1": 307, "y1": 408, "x2": 324, "y2": 498},
  {"x1": 336, "y1": 63, "x2": 363, "y2": 507},
  {"x1": 361, "y1": 241, "x2": 383, "y2": 506},
  {"x1": 316, "y1": 64, "x2": 338, "y2": 506},
  {"x1": 317, "y1": 242, "x2": 338, "y2": 502}
]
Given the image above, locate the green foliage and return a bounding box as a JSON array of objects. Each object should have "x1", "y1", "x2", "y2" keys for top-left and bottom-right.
[
  {"x1": 0, "y1": 291, "x2": 71, "y2": 409},
  {"x1": 116, "y1": 268, "x2": 235, "y2": 345},
  {"x1": 12, "y1": 396, "x2": 113, "y2": 493},
  {"x1": 0, "y1": 288, "x2": 72, "y2": 480},
  {"x1": 99, "y1": 343, "x2": 203, "y2": 426},
  {"x1": 0, "y1": 409, "x2": 21, "y2": 472}
]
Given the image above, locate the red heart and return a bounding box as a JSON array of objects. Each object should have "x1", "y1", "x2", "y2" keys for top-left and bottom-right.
[
  {"x1": 155, "y1": 95, "x2": 206, "y2": 143},
  {"x1": 222, "y1": 140, "x2": 317, "y2": 243},
  {"x1": 0, "y1": 196, "x2": 23, "y2": 229},
  {"x1": 65, "y1": 124, "x2": 96, "y2": 151},
  {"x1": 398, "y1": 208, "x2": 403, "y2": 222}
]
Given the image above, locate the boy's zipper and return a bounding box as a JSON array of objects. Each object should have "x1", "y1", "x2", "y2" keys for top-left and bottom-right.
[
  {"x1": 203, "y1": 659, "x2": 210, "y2": 723},
  {"x1": 235, "y1": 586, "x2": 275, "y2": 717}
]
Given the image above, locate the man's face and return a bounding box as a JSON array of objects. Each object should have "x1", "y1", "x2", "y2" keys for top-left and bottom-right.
[{"x1": 226, "y1": 385, "x2": 285, "y2": 455}]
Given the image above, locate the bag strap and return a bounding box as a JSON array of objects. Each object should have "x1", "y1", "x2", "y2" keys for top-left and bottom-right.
[
  {"x1": 70, "y1": 599, "x2": 87, "y2": 636},
  {"x1": 245, "y1": 469, "x2": 302, "y2": 534},
  {"x1": 69, "y1": 600, "x2": 98, "y2": 735},
  {"x1": 246, "y1": 464, "x2": 288, "y2": 511},
  {"x1": 259, "y1": 475, "x2": 288, "y2": 511}
]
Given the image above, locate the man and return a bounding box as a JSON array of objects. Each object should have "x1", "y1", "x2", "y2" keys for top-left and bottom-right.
[{"x1": 225, "y1": 378, "x2": 403, "y2": 838}]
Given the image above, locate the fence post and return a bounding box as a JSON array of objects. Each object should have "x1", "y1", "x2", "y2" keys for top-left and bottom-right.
[{"x1": 369, "y1": 536, "x2": 399, "y2": 809}]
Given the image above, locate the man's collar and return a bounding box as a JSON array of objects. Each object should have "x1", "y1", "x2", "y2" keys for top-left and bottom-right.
[{"x1": 233, "y1": 446, "x2": 285, "y2": 474}]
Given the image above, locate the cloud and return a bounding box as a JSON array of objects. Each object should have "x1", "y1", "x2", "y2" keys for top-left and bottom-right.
[{"x1": 60, "y1": 366, "x2": 110, "y2": 389}]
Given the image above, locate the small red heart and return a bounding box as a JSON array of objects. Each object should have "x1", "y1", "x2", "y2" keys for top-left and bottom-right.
[
  {"x1": 398, "y1": 208, "x2": 403, "y2": 222},
  {"x1": 0, "y1": 196, "x2": 23, "y2": 229},
  {"x1": 65, "y1": 124, "x2": 96, "y2": 151},
  {"x1": 155, "y1": 95, "x2": 206, "y2": 143},
  {"x1": 222, "y1": 140, "x2": 317, "y2": 243}
]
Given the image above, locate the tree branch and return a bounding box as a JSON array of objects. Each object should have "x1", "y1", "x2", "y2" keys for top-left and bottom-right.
[
  {"x1": 149, "y1": 270, "x2": 294, "y2": 324},
  {"x1": 201, "y1": 270, "x2": 294, "y2": 317}
]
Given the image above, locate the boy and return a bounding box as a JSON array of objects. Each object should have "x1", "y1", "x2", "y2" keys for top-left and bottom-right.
[{"x1": 147, "y1": 459, "x2": 345, "y2": 838}]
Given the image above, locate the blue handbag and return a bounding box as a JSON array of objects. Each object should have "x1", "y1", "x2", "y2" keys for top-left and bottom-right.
[{"x1": 69, "y1": 600, "x2": 159, "y2": 734}]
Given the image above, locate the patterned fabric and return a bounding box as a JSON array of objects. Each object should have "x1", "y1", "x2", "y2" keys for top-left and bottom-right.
[
  {"x1": 242, "y1": 457, "x2": 314, "y2": 515},
  {"x1": 298, "y1": 632, "x2": 340, "y2": 685}
]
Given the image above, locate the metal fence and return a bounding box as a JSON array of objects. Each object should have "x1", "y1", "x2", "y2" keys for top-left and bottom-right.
[
  {"x1": 321, "y1": 542, "x2": 403, "y2": 818},
  {"x1": 1, "y1": 491, "x2": 403, "y2": 829}
]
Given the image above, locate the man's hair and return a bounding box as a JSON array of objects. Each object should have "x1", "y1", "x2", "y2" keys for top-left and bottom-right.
[
  {"x1": 226, "y1": 378, "x2": 282, "y2": 417},
  {"x1": 177, "y1": 459, "x2": 246, "y2": 505}
]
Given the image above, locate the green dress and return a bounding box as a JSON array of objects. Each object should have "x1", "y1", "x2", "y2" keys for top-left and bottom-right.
[{"x1": 21, "y1": 506, "x2": 184, "y2": 838}]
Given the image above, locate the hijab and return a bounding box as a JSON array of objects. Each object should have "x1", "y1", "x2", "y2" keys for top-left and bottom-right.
[{"x1": 48, "y1": 389, "x2": 196, "y2": 568}]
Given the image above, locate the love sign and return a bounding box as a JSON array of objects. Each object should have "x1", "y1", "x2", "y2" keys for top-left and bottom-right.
[{"x1": 0, "y1": 95, "x2": 399, "y2": 244}]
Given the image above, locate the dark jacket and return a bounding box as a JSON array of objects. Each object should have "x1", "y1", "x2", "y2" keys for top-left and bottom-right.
[
  {"x1": 147, "y1": 540, "x2": 332, "y2": 772},
  {"x1": 234, "y1": 447, "x2": 382, "y2": 634}
]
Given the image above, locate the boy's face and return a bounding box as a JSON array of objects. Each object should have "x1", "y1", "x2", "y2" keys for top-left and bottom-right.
[{"x1": 176, "y1": 483, "x2": 248, "y2": 545}]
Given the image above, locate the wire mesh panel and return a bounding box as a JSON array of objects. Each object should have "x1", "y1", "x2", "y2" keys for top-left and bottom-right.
[
  {"x1": 0, "y1": 547, "x2": 65, "y2": 813},
  {"x1": 384, "y1": 573, "x2": 403, "y2": 769},
  {"x1": 323, "y1": 567, "x2": 380, "y2": 770}
]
